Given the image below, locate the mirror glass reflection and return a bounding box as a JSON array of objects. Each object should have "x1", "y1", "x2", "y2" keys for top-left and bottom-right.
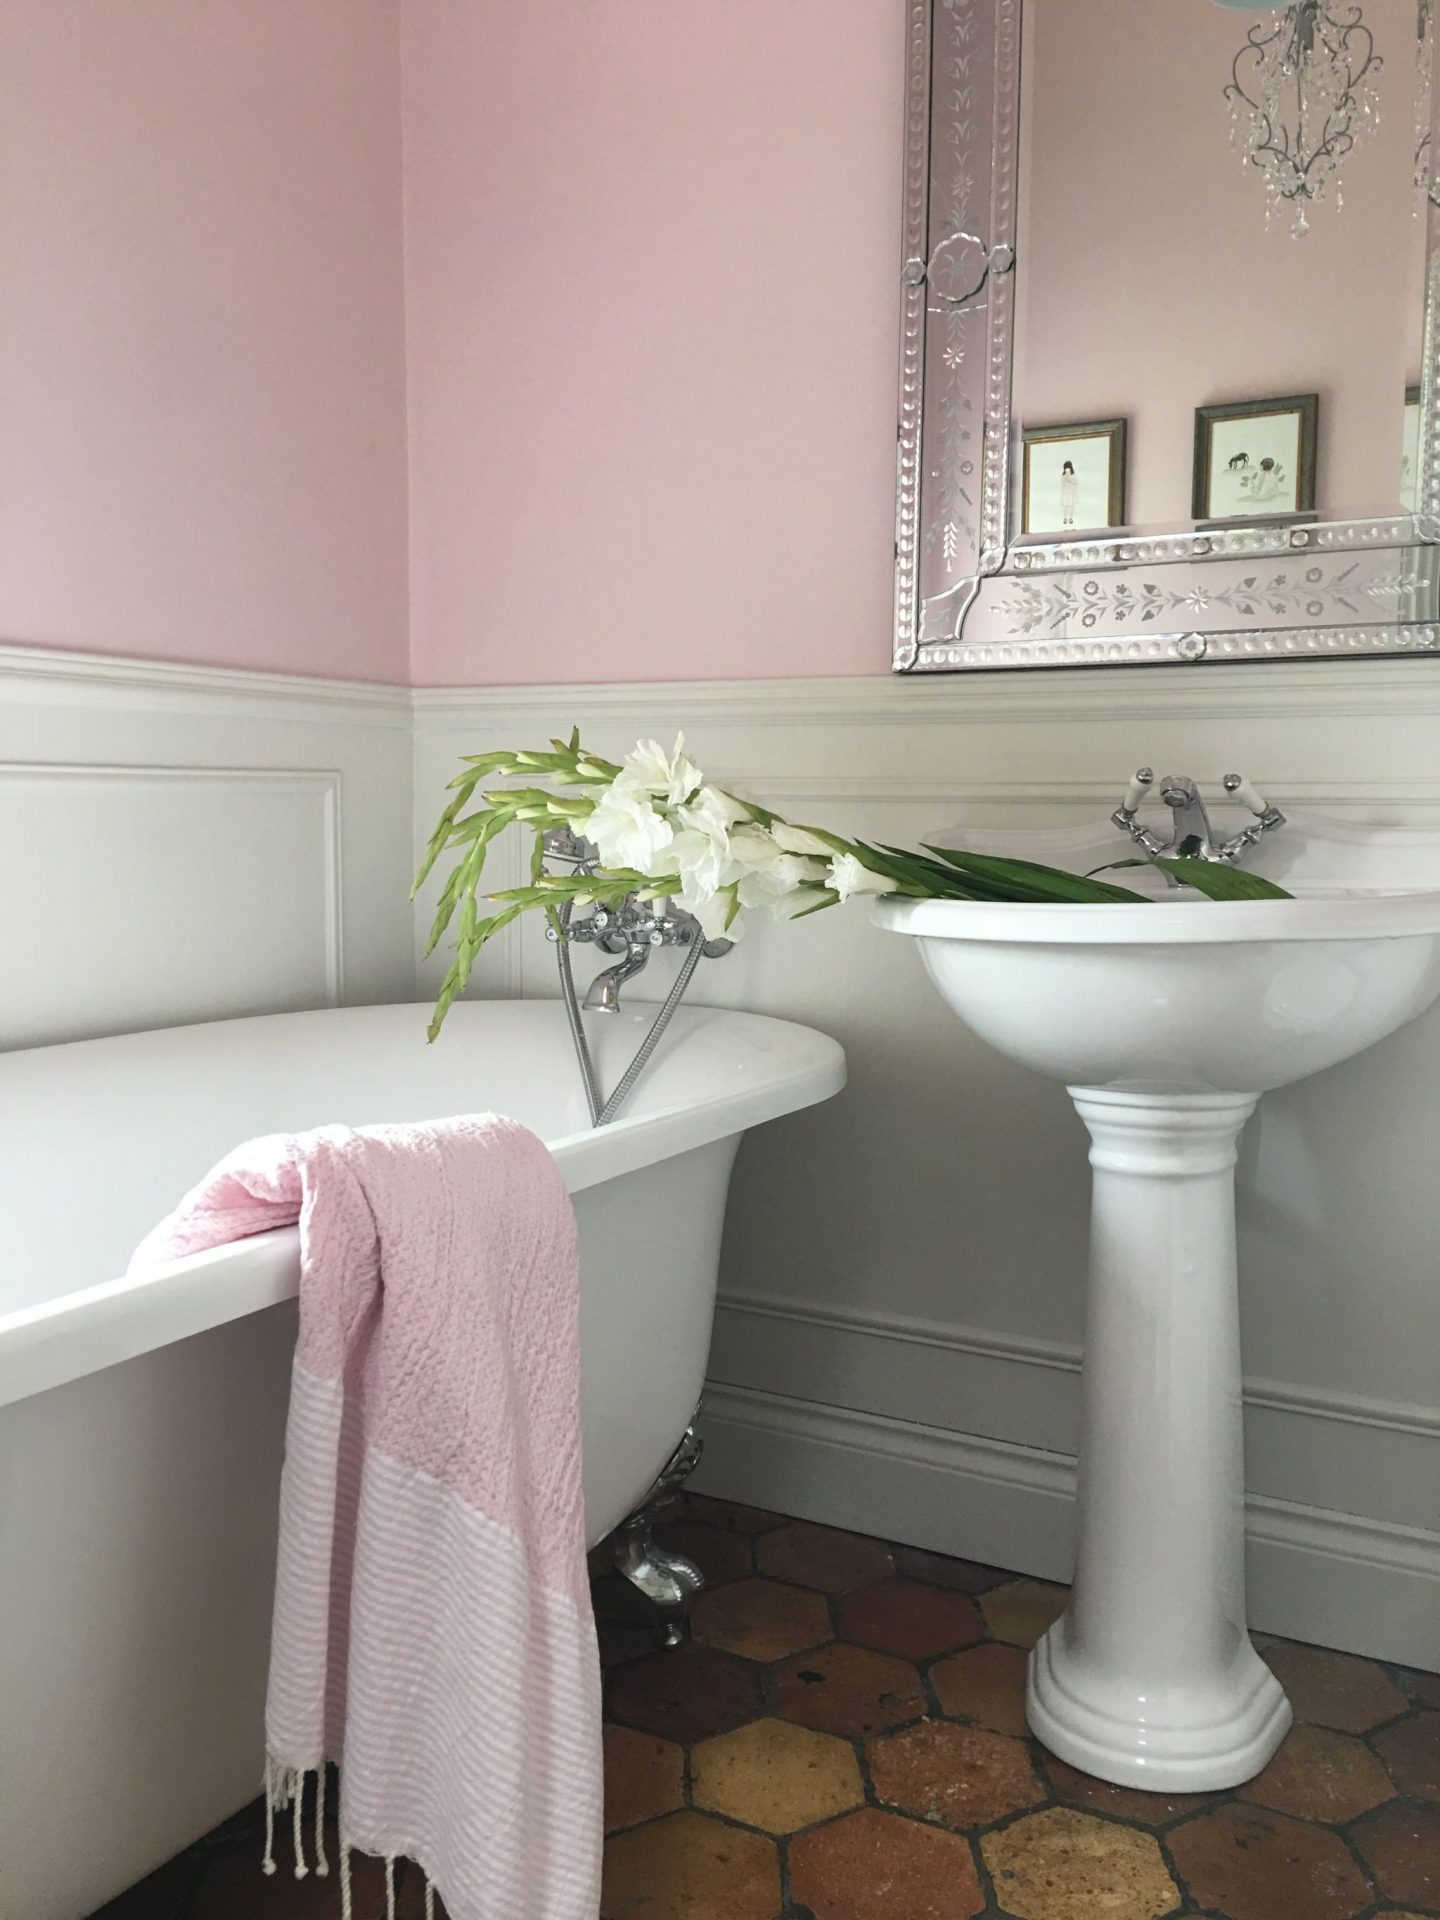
[{"x1": 1010, "y1": 0, "x2": 1428, "y2": 544}]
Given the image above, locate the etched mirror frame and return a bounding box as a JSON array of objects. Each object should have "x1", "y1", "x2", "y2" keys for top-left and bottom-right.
[{"x1": 893, "y1": 0, "x2": 1440, "y2": 674}]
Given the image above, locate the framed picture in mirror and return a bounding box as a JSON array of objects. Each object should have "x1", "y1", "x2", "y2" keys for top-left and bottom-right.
[
  {"x1": 1020, "y1": 419, "x2": 1127, "y2": 536},
  {"x1": 1192, "y1": 394, "x2": 1319, "y2": 525}
]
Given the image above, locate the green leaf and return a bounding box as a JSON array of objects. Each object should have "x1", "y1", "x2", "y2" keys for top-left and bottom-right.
[
  {"x1": 923, "y1": 846, "x2": 1150, "y2": 904},
  {"x1": 412, "y1": 773, "x2": 486, "y2": 896},
  {"x1": 726, "y1": 790, "x2": 780, "y2": 829},
  {"x1": 1151, "y1": 858, "x2": 1293, "y2": 901},
  {"x1": 789, "y1": 888, "x2": 841, "y2": 919},
  {"x1": 865, "y1": 844, "x2": 990, "y2": 899}
]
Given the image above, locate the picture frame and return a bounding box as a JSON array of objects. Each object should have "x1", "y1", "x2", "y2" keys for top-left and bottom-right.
[
  {"x1": 1401, "y1": 382, "x2": 1421, "y2": 514},
  {"x1": 1192, "y1": 393, "x2": 1319, "y2": 524},
  {"x1": 1020, "y1": 418, "x2": 1128, "y2": 537}
]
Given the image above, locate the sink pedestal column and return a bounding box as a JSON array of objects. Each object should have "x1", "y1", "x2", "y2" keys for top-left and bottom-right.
[{"x1": 1026, "y1": 1087, "x2": 1292, "y2": 1792}]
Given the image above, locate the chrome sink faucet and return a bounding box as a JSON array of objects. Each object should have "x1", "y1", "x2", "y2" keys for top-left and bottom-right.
[{"x1": 1112, "y1": 768, "x2": 1286, "y2": 867}]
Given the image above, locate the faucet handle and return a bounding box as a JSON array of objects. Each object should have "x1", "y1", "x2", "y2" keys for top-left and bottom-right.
[
  {"x1": 1119, "y1": 767, "x2": 1154, "y2": 817},
  {"x1": 1223, "y1": 774, "x2": 1286, "y2": 830},
  {"x1": 1223, "y1": 774, "x2": 1266, "y2": 817},
  {"x1": 1217, "y1": 774, "x2": 1286, "y2": 863}
]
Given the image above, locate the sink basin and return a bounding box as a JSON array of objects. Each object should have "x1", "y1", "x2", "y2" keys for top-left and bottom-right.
[
  {"x1": 876, "y1": 887, "x2": 1440, "y2": 1791},
  {"x1": 879, "y1": 890, "x2": 1440, "y2": 1094}
]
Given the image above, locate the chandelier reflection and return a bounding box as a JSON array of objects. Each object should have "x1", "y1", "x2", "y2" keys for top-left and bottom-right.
[{"x1": 1224, "y1": 1, "x2": 1383, "y2": 233}]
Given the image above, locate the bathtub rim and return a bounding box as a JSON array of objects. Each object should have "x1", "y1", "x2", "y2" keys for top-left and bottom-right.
[{"x1": 0, "y1": 1001, "x2": 845, "y2": 1411}]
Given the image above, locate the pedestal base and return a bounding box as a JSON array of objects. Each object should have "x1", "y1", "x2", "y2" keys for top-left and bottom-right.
[
  {"x1": 1029, "y1": 1086, "x2": 1293, "y2": 1792},
  {"x1": 1027, "y1": 1620, "x2": 1292, "y2": 1792}
]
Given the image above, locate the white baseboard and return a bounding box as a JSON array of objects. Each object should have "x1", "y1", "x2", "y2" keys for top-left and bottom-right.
[{"x1": 693, "y1": 1381, "x2": 1440, "y2": 1672}]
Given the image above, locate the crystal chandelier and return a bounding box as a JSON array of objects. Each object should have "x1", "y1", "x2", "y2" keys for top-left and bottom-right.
[{"x1": 1223, "y1": 2, "x2": 1383, "y2": 233}]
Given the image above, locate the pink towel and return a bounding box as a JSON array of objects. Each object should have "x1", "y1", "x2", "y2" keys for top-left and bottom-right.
[{"x1": 130, "y1": 1115, "x2": 601, "y2": 1920}]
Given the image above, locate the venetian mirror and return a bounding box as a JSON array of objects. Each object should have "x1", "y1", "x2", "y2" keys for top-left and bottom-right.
[{"x1": 894, "y1": 0, "x2": 1440, "y2": 672}]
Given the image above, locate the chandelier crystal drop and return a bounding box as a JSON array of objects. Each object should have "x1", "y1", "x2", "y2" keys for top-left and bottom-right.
[{"x1": 1224, "y1": 1, "x2": 1383, "y2": 234}]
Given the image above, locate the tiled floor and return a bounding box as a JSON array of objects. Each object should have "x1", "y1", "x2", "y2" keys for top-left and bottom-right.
[{"x1": 92, "y1": 1492, "x2": 1440, "y2": 1920}]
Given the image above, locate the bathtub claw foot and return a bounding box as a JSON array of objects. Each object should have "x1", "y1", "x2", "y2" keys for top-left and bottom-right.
[{"x1": 610, "y1": 1419, "x2": 705, "y2": 1647}]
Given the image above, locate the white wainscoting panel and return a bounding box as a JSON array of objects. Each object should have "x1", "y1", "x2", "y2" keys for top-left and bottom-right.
[
  {"x1": 1, "y1": 765, "x2": 339, "y2": 1047},
  {"x1": 414, "y1": 661, "x2": 1440, "y2": 1666},
  {"x1": 0, "y1": 644, "x2": 415, "y2": 1050}
]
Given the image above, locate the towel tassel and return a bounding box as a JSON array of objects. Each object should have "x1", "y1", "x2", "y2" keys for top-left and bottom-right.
[
  {"x1": 339, "y1": 1836, "x2": 354, "y2": 1920},
  {"x1": 385, "y1": 1855, "x2": 397, "y2": 1920},
  {"x1": 292, "y1": 1768, "x2": 308, "y2": 1879},
  {"x1": 314, "y1": 1763, "x2": 330, "y2": 1877},
  {"x1": 425, "y1": 1873, "x2": 436, "y2": 1919},
  {"x1": 261, "y1": 1757, "x2": 277, "y2": 1876}
]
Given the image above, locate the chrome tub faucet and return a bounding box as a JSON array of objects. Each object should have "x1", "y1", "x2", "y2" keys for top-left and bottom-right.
[{"x1": 1112, "y1": 768, "x2": 1286, "y2": 867}]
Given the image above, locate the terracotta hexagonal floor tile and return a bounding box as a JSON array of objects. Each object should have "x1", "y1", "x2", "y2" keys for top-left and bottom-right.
[
  {"x1": 835, "y1": 1578, "x2": 983, "y2": 1660},
  {"x1": 789, "y1": 1806, "x2": 985, "y2": 1920},
  {"x1": 773, "y1": 1640, "x2": 927, "y2": 1739},
  {"x1": 1394, "y1": 1663, "x2": 1440, "y2": 1711},
  {"x1": 982, "y1": 1806, "x2": 1178, "y2": 1920},
  {"x1": 1373, "y1": 1710, "x2": 1440, "y2": 1801},
  {"x1": 191, "y1": 1830, "x2": 393, "y2": 1919},
  {"x1": 683, "y1": 1492, "x2": 787, "y2": 1535},
  {"x1": 893, "y1": 1544, "x2": 1013, "y2": 1593},
  {"x1": 869, "y1": 1719, "x2": 1046, "y2": 1828},
  {"x1": 599, "y1": 1810, "x2": 780, "y2": 1920},
  {"x1": 596, "y1": 1617, "x2": 656, "y2": 1669},
  {"x1": 931, "y1": 1640, "x2": 1031, "y2": 1736},
  {"x1": 393, "y1": 1869, "x2": 452, "y2": 1920},
  {"x1": 1237, "y1": 1722, "x2": 1395, "y2": 1824},
  {"x1": 652, "y1": 1516, "x2": 754, "y2": 1588},
  {"x1": 690, "y1": 1575, "x2": 832, "y2": 1662},
  {"x1": 1261, "y1": 1640, "x2": 1407, "y2": 1732},
  {"x1": 1351, "y1": 1800, "x2": 1440, "y2": 1910},
  {"x1": 90, "y1": 1849, "x2": 206, "y2": 1920},
  {"x1": 608, "y1": 1642, "x2": 762, "y2": 1744},
  {"x1": 1040, "y1": 1752, "x2": 1219, "y2": 1827},
  {"x1": 979, "y1": 1578, "x2": 1070, "y2": 1649},
  {"x1": 591, "y1": 1569, "x2": 659, "y2": 1627},
  {"x1": 755, "y1": 1519, "x2": 894, "y2": 1593},
  {"x1": 691, "y1": 1716, "x2": 863, "y2": 1833},
  {"x1": 603, "y1": 1722, "x2": 684, "y2": 1833},
  {"x1": 1168, "y1": 1803, "x2": 1373, "y2": 1920}
]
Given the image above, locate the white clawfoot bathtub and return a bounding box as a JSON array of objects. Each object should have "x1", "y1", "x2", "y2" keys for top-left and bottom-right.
[{"x1": 0, "y1": 1000, "x2": 844, "y2": 1920}]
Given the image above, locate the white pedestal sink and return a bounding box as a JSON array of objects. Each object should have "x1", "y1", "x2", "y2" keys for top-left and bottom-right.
[{"x1": 876, "y1": 886, "x2": 1440, "y2": 1791}]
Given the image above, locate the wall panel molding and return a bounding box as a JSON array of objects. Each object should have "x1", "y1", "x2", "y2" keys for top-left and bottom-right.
[
  {"x1": 713, "y1": 1287, "x2": 1440, "y2": 1439},
  {"x1": 0, "y1": 643, "x2": 414, "y2": 1046},
  {"x1": 695, "y1": 1383, "x2": 1440, "y2": 1670}
]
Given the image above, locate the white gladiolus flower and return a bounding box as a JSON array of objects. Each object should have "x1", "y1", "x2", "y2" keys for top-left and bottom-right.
[
  {"x1": 614, "y1": 734, "x2": 703, "y2": 807},
  {"x1": 770, "y1": 821, "x2": 834, "y2": 858},
  {"x1": 667, "y1": 826, "x2": 729, "y2": 898},
  {"x1": 664, "y1": 785, "x2": 744, "y2": 899},
  {"x1": 728, "y1": 825, "x2": 828, "y2": 914},
  {"x1": 828, "y1": 852, "x2": 892, "y2": 902},
  {"x1": 677, "y1": 877, "x2": 742, "y2": 942},
  {"x1": 583, "y1": 786, "x2": 675, "y2": 876}
]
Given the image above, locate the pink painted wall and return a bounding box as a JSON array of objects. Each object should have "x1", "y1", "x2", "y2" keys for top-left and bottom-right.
[
  {"x1": 0, "y1": 0, "x2": 409, "y2": 682},
  {"x1": 1017, "y1": 0, "x2": 1421, "y2": 530},
  {"x1": 402, "y1": 0, "x2": 905, "y2": 686}
]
